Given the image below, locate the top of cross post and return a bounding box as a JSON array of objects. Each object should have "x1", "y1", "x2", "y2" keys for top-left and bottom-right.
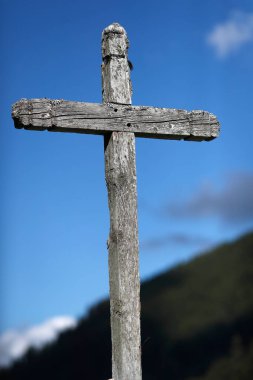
[
  {"x1": 101, "y1": 22, "x2": 132, "y2": 104},
  {"x1": 102, "y1": 22, "x2": 129, "y2": 59},
  {"x1": 103, "y1": 22, "x2": 127, "y2": 35}
]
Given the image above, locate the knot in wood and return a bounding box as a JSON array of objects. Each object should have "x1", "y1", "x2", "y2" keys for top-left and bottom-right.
[
  {"x1": 110, "y1": 229, "x2": 124, "y2": 245},
  {"x1": 111, "y1": 299, "x2": 125, "y2": 318},
  {"x1": 117, "y1": 172, "x2": 128, "y2": 188}
]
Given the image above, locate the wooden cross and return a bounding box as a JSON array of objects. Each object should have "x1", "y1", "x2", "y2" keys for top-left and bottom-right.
[{"x1": 12, "y1": 23, "x2": 220, "y2": 380}]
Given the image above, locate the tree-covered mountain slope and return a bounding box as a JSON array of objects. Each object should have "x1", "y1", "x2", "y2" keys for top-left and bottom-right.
[{"x1": 1, "y1": 231, "x2": 253, "y2": 379}]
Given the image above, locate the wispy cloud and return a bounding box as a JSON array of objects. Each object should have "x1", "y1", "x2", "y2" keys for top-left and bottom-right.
[
  {"x1": 207, "y1": 11, "x2": 253, "y2": 58},
  {"x1": 166, "y1": 172, "x2": 253, "y2": 225},
  {"x1": 141, "y1": 233, "x2": 212, "y2": 252},
  {"x1": 0, "y1": 316, "x2": 77, "y2": 368}
]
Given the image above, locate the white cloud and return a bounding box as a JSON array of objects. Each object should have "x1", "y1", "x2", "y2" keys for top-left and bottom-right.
[
  {"x1": 0, "y1": 316, "x2": 77, "y2": 368},
  {"x1": 207, "y1": 11, "x2": 253, "y2": 58}
]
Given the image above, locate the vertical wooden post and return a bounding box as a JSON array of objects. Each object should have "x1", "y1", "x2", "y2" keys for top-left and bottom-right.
[{"x1": 102, "y1": 23, "x2": 142, "y2": 380}]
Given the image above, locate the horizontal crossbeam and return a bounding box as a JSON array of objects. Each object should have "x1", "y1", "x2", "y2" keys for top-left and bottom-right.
[{"x1": 12, "y1": 98, "x2": 220, "y2": 141}]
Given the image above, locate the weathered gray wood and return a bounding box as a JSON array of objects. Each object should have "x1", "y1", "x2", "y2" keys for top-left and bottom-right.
[
  {"x1": 11, "y1": 21, "x2": 221, "y2": 380},
  {"x1": 12, "y1": 99, "x2": 220, "y2": 141},
  {"x1": 104, "y1": 131, "x2": 141, "y2": 380},
  {"x1": 102, "y1": 23, "x2": 142, "y2": 380},
  {"x1": 102, "y1": 23, "x2": 132, "y2": 104}
]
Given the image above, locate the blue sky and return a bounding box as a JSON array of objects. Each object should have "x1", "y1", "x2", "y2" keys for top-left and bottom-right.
[{"x1": 1, "y1": 0, "x2": 253, "y2": 353}]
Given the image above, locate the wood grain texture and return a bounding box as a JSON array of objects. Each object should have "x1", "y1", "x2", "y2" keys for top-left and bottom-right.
[
  {"x1": 10, "y1": 20, "x2": 221, "y2": 380},
  {"x1": 102, "y1": 23, "x2": 142, "y2": 380},
  {"x1": 104, "y1": 132, "x2": 141, "y2": 380},
  {"x1": 102, "y1": 23, "x2": 132, "y2": 104},
  {"x1": 12, "y1": 99, "x2": 220, "y2": 141}
]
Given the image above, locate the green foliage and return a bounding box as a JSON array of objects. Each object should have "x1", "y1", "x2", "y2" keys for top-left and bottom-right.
[{"x1": 1, "y1": 232, "x2": 253, "y2": 379}]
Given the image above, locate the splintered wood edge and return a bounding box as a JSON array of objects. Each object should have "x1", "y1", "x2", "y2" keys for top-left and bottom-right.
[{"x1": 12, "y1": 98, "x2": 220, "y2": 142}]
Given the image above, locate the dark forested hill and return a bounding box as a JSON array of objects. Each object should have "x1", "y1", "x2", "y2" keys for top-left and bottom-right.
[{"x1": 1, "y1": 232, "x2": 253, "y2": 380}]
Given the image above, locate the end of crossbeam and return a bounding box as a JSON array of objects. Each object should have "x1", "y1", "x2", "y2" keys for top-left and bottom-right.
[
  {"x1": 12, "y1": 98, "x2": 54, "y2": 131},
  {"x1": 12, "y1": 99, "x2": 28, "y2": 130},
  {"x1": 183, "y1": 110, "x2": 220, "y2": 141}
]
